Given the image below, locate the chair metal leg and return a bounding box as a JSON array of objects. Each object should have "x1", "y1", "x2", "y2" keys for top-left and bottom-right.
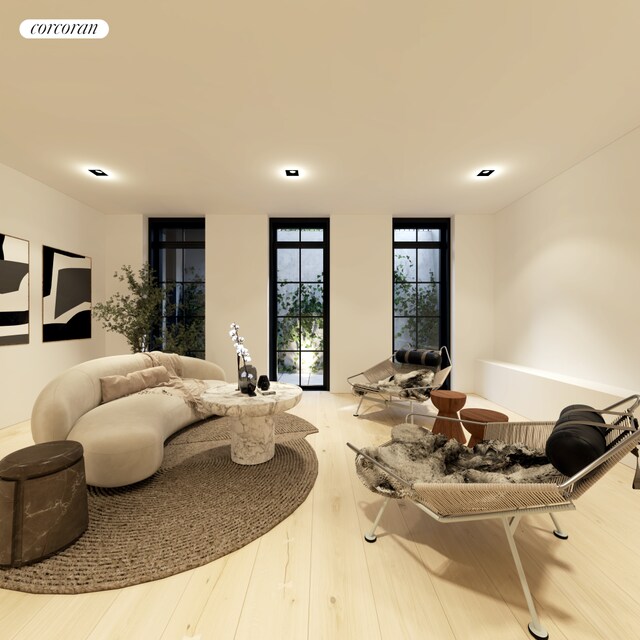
[
  {"x1": 502, "y1": 517, "x2": 549, "y2": 640},
  {"x1": 354, "y1": 395, "x2": 365, "y2": 416},
  {"x1": 549, "y1": 513, "x2": 568, "y2": 540},
  {"x1": 364, "y1": 497, "x2": 391, "y2": 543}
]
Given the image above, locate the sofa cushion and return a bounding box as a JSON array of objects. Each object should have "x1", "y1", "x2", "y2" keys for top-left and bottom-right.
[
  {"x1": 100, "y1": 365, "x2": 170, "y2": 403},
  {"x1": 545, "y1": 404, "x2": 607, "y2": 477}
]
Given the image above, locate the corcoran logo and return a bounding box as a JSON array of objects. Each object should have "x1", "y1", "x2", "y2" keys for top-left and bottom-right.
[{"x1": 20, "y1": 19, "x2": 109, "y2": 39}]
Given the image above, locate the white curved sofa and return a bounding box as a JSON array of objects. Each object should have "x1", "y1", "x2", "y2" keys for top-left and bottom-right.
[{"x1": 31, "y1": 353, "x2": 226, "y2": 488}]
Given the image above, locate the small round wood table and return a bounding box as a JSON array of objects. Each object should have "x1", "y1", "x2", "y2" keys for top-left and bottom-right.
[
  {"x1": 460, "y1": 408, "x2": 509, "y2": 447},
  {"x1": 430, "y1": 390, "x2": 467, "y2": 443}
]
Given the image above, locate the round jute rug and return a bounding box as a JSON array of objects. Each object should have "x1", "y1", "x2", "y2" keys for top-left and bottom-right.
[{"x1": 0, "y1": 413, "x2": 318, "y2": 594}]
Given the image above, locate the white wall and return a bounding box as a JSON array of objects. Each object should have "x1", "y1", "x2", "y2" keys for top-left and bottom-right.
[
  {"x1": 0, "y1": 163, "x2": 107, "y2": 429},
  {"x1": 201, "y1": 213, "x2": 486, "y2": 394},
  {"x1": 331, "y1": 215, "x2": 392, "y2": 392},
  {"x1": 201, "y1": 213, "x2": 489, "y2": 393},
  {"x1": 103, "y1": 214, "x2": 146, "y2": 355},
  {"x1": 206, "y1": 215, "x2": 270, "y2": 381},
  {"x1": 451, "y1": 214, "x2": 495, "y2": 393},
  {"x1": 485, "y1": 125, "x2": 640, "y2": 414}
]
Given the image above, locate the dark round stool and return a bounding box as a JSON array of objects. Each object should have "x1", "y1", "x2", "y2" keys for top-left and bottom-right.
[
  {"x1": 430, "y1": 390, "x2": 467, "y2": 443},
  {"x1": 0, "y1": 440, "x2": 88, "y2": 567},
  {"x1": 460, "y1": 408, "x2": 509, "y2": 447}
]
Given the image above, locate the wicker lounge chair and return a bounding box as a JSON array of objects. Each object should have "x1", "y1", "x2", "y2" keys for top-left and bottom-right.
[
  {"x1": 347, "y1": 394, "x2": 640, "y2": 639},
  {"x1": 347, "y1": 346, "x2": 451, "y2": 417}
]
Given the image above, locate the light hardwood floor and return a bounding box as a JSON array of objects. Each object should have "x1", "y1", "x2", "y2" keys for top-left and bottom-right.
[{"x1": 1, "y1": 392, "x2": 640, "y2": 640}]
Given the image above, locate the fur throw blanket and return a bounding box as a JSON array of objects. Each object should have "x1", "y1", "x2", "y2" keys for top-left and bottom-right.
[
  {"x1": 354, "y1": 369, "x2": 436, "y2": 401},
  {"x1": 356, "y1": 423, "x2": 563, "y2": 499}
]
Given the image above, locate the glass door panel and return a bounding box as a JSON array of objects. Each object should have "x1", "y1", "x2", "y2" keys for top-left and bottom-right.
[{"x1": 270, "y1": 220, "x2": 329, "y2": 390}]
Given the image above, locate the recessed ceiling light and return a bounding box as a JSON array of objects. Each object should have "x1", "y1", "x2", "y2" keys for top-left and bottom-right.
[
  {"x1": 285, "y1": 169, "x2": 300, "y2": 177},
  {"x1": 477, "y1": 169, "x2": 495, "y2": 177},
  {"x1": 88, "y1": 169, "x2": 109, "y2": 177}
]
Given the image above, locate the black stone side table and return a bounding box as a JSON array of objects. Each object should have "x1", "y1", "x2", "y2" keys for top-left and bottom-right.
[{"x1": 0, "y1": 440, "x2": 88, "y2": 567}]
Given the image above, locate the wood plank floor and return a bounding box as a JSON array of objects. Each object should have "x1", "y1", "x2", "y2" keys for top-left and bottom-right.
[{"x1": 1, "y1": 392, "x2": 640, "y2": 639}]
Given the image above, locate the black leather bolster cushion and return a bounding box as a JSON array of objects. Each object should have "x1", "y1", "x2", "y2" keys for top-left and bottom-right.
[
  {"x1": 394, "y1": 349, "x2": 442, "y2": 368},
  {"x1": 545, "y1": 404, "x2": 607, "y2": 477}
]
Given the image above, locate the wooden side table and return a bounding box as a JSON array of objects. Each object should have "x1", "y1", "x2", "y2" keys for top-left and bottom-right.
[
  {"x1": 460, "y1": 408, "x2": 509, "y2": 447},
  {"x1": 430, "y1": 390, "x2": 467, "y2": 443}
]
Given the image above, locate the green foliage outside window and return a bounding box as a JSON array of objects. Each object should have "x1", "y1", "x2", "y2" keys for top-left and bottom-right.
[
  {"x1": 93, "y1": 263, "x2": 204, "y2": 357},
  {"x1": 163, "y1": 278, "x2": 205, "y2": 357},
  {"x1": 394, "y1": 254, "x2": 439, "y2": 349},
  {"x1": 276, "y1": 275, "x2": 324, "y2": 374}
]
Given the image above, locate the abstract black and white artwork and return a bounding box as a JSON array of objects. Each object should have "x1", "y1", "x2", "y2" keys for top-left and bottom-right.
[
  {"x1": 0, "y1": 233, "x2": 29, "y2": 346},
  {"x1": 43, "y1": 245, "x2": 91, "y2": 342}
]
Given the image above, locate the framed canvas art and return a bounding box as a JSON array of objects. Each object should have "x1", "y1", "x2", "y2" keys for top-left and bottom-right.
[
  {"x1": 0, "y1": 233, "x2": 29, "y2": 346},
  {"x1": 43, "y1": 245, "x2": 91, "y2": 342}
]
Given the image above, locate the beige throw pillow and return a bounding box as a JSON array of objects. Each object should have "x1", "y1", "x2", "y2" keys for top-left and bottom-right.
[{"x1": 100, "y1": 365, "x2": 171, "y2": 403}]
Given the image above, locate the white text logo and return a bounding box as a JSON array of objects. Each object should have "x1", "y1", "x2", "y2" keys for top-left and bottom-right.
[{"x1": 20, "y1": 19, "x2": 109, "y2": 39}]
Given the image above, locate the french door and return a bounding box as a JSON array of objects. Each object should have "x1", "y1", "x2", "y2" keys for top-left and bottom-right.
[{"x1": 269, "y1": 219, "x2": 329, "y2": 390}]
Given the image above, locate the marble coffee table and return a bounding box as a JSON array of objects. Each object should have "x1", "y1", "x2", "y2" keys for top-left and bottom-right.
[{"x1": 202, "y1": 381, "x2": 303, "y2": 465}]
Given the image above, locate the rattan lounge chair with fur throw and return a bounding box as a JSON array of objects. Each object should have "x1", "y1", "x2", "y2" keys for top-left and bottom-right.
[
  {"x1": 347, "y1": 395, "x2": 640, "y2": 640},
  {"x1": 347, "y1": 347, "x2": 452, "y2": 417}
]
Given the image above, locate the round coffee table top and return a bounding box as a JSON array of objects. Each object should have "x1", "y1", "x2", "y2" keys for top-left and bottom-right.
[{"x1": 201, "y1": 381, "x2": 303, "y2": 418}]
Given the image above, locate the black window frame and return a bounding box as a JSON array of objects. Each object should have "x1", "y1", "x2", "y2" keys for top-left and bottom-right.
[
  {"x1": 148, "y1": 217, "x2": 205, "y2": 358},
  {"x1": 392, "y1": 218, "x2": 451, "y2": 356},
  {"x1": 269, "y1": 218, "x2": 330, "y2": 390}
]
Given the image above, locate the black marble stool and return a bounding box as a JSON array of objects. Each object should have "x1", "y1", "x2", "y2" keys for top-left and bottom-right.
[{"x1": 0, "y1": 440, "x2": 88, "y2": 567}]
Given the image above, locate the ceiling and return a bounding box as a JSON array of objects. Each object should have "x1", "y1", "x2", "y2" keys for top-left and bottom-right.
[{"x1": 2, "y1": 1, "x2": 640, "y2": 217}]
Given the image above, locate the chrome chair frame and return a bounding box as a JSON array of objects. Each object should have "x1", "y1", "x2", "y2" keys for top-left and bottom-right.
[
  {"x1": 347, "y1": 346, "x2": 452, "y2": 417},
  {"x1": 347, "y1": 395, "x2": 640, "y2": 639}
]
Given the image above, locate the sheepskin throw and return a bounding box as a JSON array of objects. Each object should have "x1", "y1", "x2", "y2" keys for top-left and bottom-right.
[
  {"x1": 358, "y1": 369, "x2": 436, "y2": 401},
  {"x1": 356, "y1": 423, "x2": 563, "y2": 499}
]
